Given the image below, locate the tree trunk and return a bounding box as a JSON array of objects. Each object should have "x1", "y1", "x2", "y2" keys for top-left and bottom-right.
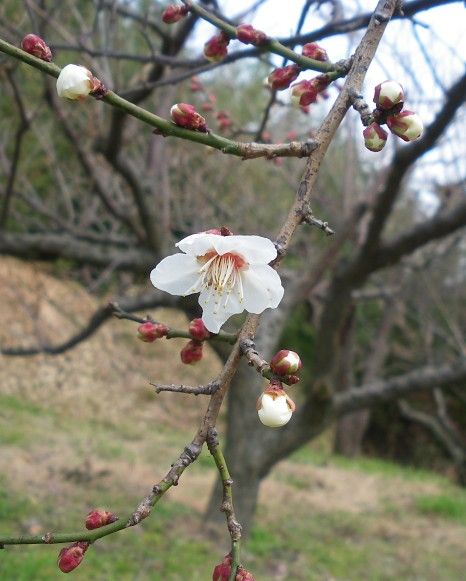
[{"x1": 334, "y1": 410, "x2": 370, "y2": 456}]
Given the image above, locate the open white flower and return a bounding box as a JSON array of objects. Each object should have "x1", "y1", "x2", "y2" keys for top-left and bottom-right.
[
  {"x1": 56, "y1": 64, "x2": 94, "y2": 100},
  {"x1": 150, "y1": 230, "x2": 284, "y2": 333}
]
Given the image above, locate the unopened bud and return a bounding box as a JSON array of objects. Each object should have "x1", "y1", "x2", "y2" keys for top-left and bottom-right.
[
  {"x1": 21, "y1": 33, "x2": 52, "y2": 62},
  {"x1": 257, "y1": 381, "x2": 295, "y2": 428},
  {"x1": 302, "y1": 42, "x2": 328, "y2": 61},
  {"x1": 56, "y1": 64, "x2": 102, "y2": 100},
  {"x1": 170, "y1": 103, "x2": 208, "y2": 132},
  {"x1": 85, "y1": 509, "x2": 118, "y2": 530},
  {"x1": 363, "y1": 122, "x2": 388, "y2": 152},
  {"x1": 267, "y1": 64, "x2": 300, "y2": 91},
  {"x1": 190, "y1": 76, "x2": 203, "y2": 92},
  {"x1": 204, "y1": 32, "x2": 230, "y2": 63},
  {"x1": 236, "y1": 24, "x2": 267, "y2": 46},
  {"x1": 189, "y1": 318, "x2": 211, "y2": 341},
  {"x1": 236, "y1": 567, "x2": 256, "y2": 581},
  {"x1": 213, "y1": 554, "x2": 232, "y2": 581},
  {"x1": 138, "y1": 321, "x2": 169, "y2": 342},
  {"x1": 162, "y1": 4, "x2": 189, "y2": 24},
  {"x1": 284, "y1": 374, "x2": 300, "y2": 385},
  {"x1": 270, "y1": 349, "x2": 302, "y2": 376},
  {"x1": 290, "y1": 80, "x2": 318, "y2": 107},
  {"x1": 373, "y1": 80, "x2": 404, "y2": 111},
  {"x1": 286, "y1": 130, "x2": 298, "y2": 141},
  {"x1": 387, "y1": 111, "x2": 423, "y2": 142},
  {"x1": 180, "y1": 340, "x2": 203, "y2": 364},
  {"x1": 57, "y1": 542, "x2": 89, "y2": 573}
]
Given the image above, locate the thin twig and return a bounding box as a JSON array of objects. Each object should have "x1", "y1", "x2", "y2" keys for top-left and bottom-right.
[{"x1": 150, "y1": 381, "x2": 220, "y2": 395}]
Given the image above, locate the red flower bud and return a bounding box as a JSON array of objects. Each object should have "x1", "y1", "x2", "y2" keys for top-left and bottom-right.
[
  {"x1": 290, "y1": 80, "x2": 318, "y2": 107},
  {"x1": 85, "y1": 509, "x2": 118, "y2": 530},
  {"x1": 212, "y1": 554, "x2": 255, "y2": 581},
  {"x1": 270, "y1": 349, "x2": 302, "y2": 376},
  {"x1": 363, "y1": 122, "x2": 388, "y2": 152},
  {"x1": 162, "y1": 5, "x2": 189, "y2": 24},
  {"x1": 57, "y1": 542, "x2": 89, "y2": 573},
  {"x1": 236, "y1": 24, "x2": 267, "y2": 46},
  {"x1": 286, "y1": 131, "x2": 298, "y2": 141},
  {"x1": 236, "y1": 567, "x2": 256, "y2": 581},
  {"x1": 267, "y1": 64, "x2": 300, "y2": 91},
  {"x1": 189, "y1": 318, "x2": 211, "y2": 341},
  {"x1": 204, "y1": 32, "x2": 230, "y2": 62},
  {"x1": 302, "y1": 42, "x2": 328, "y2": 61},
  {"x1": 180, "y1": 340, "x2": 203, "y2": 364},
  {"x1": 138, "y1": 321, "x2": 170, "y2": 342},
  {"x1": 170, "y1": 103, "x2": 208, "y2": 132},
  {"x1": 190, "y1": 76, "x2": 203, "y2": 92},
  {"x1": 21, "y1": 34, "x2": 52, "y2": 62}
]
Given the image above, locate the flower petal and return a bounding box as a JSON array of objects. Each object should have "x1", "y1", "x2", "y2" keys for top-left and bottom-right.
[
  {"x1": 240, "y1": 264, "x2": 284, "y2": 313},
  {"x1": 212, "y1": 235, "x2": 277, "y2": 264},
  {"x1": 198, "y1": 285, "x2": 244, "y2": 333},
  {"x1": 176, "y1": 233, "x2": 217, "y2": 256},
  {"x1": 150, "y1": 253, "x2": 200, "y2": 296}
]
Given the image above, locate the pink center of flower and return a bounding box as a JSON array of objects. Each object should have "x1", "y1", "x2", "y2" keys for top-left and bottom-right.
[{"x1": 194, "y1": 251, "x2": 247, "y2": 300}]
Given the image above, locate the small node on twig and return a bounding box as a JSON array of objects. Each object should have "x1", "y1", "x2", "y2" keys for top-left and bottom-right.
[{"x1": 300, "y1": 205, "x2": 334, "y2": 236}]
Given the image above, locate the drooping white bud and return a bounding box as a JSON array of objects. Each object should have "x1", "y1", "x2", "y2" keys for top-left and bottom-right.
[{"x1": 257, "y1": 384, "x2": 295, "y2": 428}]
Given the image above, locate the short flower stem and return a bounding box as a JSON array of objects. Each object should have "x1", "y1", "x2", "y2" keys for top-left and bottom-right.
[
  {"x1": 183, "y1": 0, "x2": 339, "y2": 74},
  {"x1": 207, "y1": 428, "x2": 242, "y2": 581},
  {"x1": 0, "y1": 37, "x2": 317, "y2": 160}
]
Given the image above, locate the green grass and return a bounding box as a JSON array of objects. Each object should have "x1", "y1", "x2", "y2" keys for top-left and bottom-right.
[{"x1": 415, "y1": 493, "x2": 466, "y2": 524}]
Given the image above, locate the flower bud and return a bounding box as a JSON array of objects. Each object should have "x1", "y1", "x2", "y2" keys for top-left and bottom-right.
[
  {"x1": 290, "y1": 80, "x2": 318, "y2": 107},
  {"x1": 286, "y1": 130, "x2": 298, "y2": 141},
  {"x1": 386, "y1": 111, "x2": 423, "y2": 142},
  {"x1": 137, "y1": 321, "x2": 169, "y2": 342},
  {"x1": 204, "y1": 32, "x2": 230, "y2": 62},
  {"x1": 236, "y1": 567, "x2": 256, "y2": 581},
  {"x1": 189, "y1": 318, "x2": 211, "y2": 341},
  {"x1": 21, "y1": 34, "x2": 52, "y2": 62},
  {"x1": 212, "y1": 554, "x2": 231, "y2": 581},
  {"x1": 57, "y1": 542, "x2": 89, "y2": 573},
  {"x1": 363, "y1": 122, "x2": 388, "y2": 152},
  {"x1": 162, "y1": 4, "x2": 189, "y2": 24},
  {"x1": 302, "y1": 42, "x2": 328, "y2": 62},
  {"x1": 180, "y1": 340, "x2": 203, "y2": 364},
  {"x1": 236, "y1": 24, "x2": 267, "y2": 46},
  {"x1": 373, "y1": 80, "x2": 404, "y2": 111},
  {"x1": 190, "y1": 76, "x2": 203, "y2": 92},
  {"x1": 56, "y1": 64, "x2": 102, "y2": 100},
  {"x1": 284, "y1": 374, "x2": 300, "y2": 385},
  {"x1": 257, "y1": 382, "x2": 296, "y2": 428},
  {"x1": 85, "y1": 509, "x2": 118, "y2": 530},
  {"x1": 267, "y1": 64, "x2": 300, "y2": 91},
  {"x1": 270, "y1": 350, "x2": 302, "y2": 376},
  {"x1": 170, "y1": 103, "x2": 208, "y2": 132}
]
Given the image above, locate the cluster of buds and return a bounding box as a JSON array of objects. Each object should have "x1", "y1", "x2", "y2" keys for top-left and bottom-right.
[
  {"x1": 162, "y1": 4, "x2": 189, "y2": 24},
  {"x1": 85, "y1": 509, "x2": 118, "y2": 530},
  {"x1": 21, "y1": 33, "x2": 52, "y2": 62},
  {"x1": 170, "y1": 103, "x2": 208, "y2": 132},
  {"x1": 56, "y1": 64, "x2": 105, "y2": 100},
  {"x1": 364, "y1": 80, "x2": 423, "y2": 152},
  {"x1": 137, "y1": 321, "x2": 170, "y2": 343},
  {"x1": 290, "y1": 74, "x2": 331, "y2": 108},
  {"x1": 180, "y1": 340, "x2": 203, "y2": 364},
  {"x1": 267, "y1": 64, "x2": 300, "y2": 91},
  {"x1": 57, "y1": 542, "x2": 89, "y2": 573},
  {"x1": 236, "y1": 23, "x2": 267, "y2": 46},
  {"x1": 204, "y1": 31, "x2": 230, "y2": 62},
  {"x1": 302, "y1": 42, "x2": 328, "y2": 62},
  {"x1": 213, "y1": 554, "x2": 255, "y2": 581},
  {"x1": 257, "y1": 380, "x2": 296, "y2": 428}
]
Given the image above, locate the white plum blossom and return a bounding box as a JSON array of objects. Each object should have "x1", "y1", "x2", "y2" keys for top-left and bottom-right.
[
  {"x1": 150, "y1": 230, "x2": 284, "y2": 333},
  {"x1": 257, "y1": 387, "x2": 295, "y2": 428},
  {"x1": 56, "y1": 64, "x2": 95, "y2": 100}
]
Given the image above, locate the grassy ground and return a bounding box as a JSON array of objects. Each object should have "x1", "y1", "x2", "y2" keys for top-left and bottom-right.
[{"x1": 0, "y1": 258, "x2": 465, "y2": 579}]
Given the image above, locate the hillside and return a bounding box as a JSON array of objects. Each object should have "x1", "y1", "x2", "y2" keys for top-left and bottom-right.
[{"x1": 0, "y1": 258, "x2": 465, "y2": 580}]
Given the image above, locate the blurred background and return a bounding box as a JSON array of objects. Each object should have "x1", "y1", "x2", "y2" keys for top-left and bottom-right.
[{"x1": 0, "y1": 1, "x2": 465, "y2": 579}]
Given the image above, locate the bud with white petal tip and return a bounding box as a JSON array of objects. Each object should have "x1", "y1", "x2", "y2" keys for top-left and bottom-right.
[
  {"x1": 57, "y1": 64, "x2": 102, "y2": 100},
  {"x1": 373, "y1": 80, "x2": 404, "y2": 111},
  {"x1": 257, "y1": 381, "x2": 296, "y2": 428},
  {"x1": 21, "y1": 34, "x2": 52, "y2": 62},
  {"x1": 387, "y1": 111, "x2": 423, "y2": 142},
  {"x1": 170, "y1": 103, "x2": 208, "y2": 132},
  {"x1": 270, "y1": 349, "x2": 302, "y2": 376},
  {"x1": 363, "y1": 122, "x2": 388, "y2": 152}
]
